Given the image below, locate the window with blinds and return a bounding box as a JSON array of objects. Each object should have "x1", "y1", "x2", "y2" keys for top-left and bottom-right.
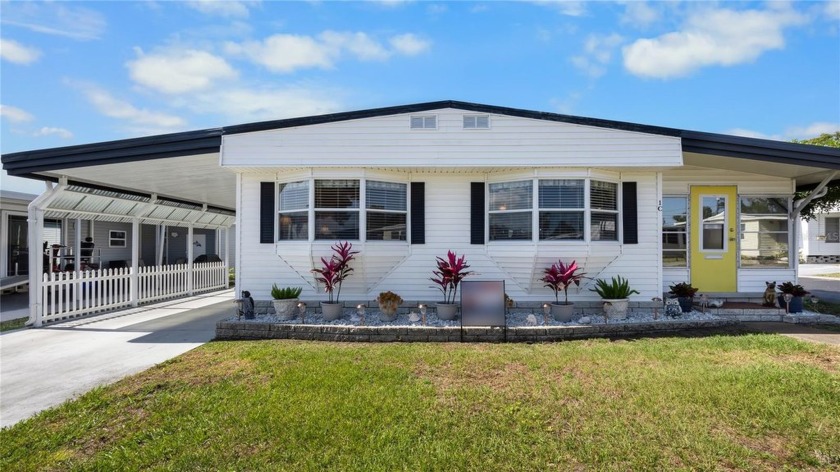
[
  {"x1": 539, "y1": 180, "x2": 584, "y2": 240},
  {"x1": 366, "y1": 181, "x2": 407, "y2": 241},
  {"x1": 278, "y1": 181, "x2": 309, "y2": 240},
  {"x1": 489, "y1": 181, "x2": 533, "y2": 241},
  {"x1": 277, "y1": 179, "x2": 408, "y2": 242},
  {"x1": 590, "y1": 180, "x2": 618, "y2": 241}
]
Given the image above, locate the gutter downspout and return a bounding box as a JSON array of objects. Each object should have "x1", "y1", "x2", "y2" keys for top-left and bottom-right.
[
  {"x1": 791, "y1": 170, "x2": 838, "y2": 283},
  {"x1": 26, "y1": 179, "x2": 67, "y2": 327}
]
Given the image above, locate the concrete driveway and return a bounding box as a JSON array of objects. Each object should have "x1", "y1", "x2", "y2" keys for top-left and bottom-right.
[
  {"x1": 0, "y1": 289, "x2": 234, "y2": 428},
  {"x1": 799, "y1": 263, "x2": 840, "y2": 303}
]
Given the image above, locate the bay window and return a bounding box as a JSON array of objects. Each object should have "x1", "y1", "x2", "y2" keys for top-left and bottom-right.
[
  {"x1": 278, "y1": 181, "x2": 309, "y2": 240},
  {"x1": 278, "y1": 178, "x2": 408, "y2": 242},
  {"x1": 366, "y1": 180, "x2": 407, "y2": 241},
  {"x1": 489, "y1": 181, "x2": 533, "y2": 241},
  {"x1": 487, "y1": 178, "x2": 620, "y2": 243}
]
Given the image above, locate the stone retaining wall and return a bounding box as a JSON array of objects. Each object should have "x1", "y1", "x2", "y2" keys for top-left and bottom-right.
[{"x1": 216, "y1": 318, "x2": 741, "y2": 343}]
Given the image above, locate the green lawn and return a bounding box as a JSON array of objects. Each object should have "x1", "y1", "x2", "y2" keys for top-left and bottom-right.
[
  {"x1": 2, "y1": 332, "x2": 839, "y2": 471},
  {"x1": 0, "y1": 317, "x2": 26, "y2": 332}
]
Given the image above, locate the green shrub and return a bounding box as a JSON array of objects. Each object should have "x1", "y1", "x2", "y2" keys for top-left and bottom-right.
[
  {"x1": 271, "y1": 285, "x2": 303, "y2": 300},
  {"x1": 591, "y1": 276, "x2": 639, "y2": 299}
]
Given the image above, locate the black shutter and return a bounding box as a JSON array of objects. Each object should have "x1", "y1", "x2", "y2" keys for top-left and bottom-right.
[
  {"x1": 259, "y1": 182, "x2": 275, "y2": 244},
  {"x1": 470, "y1": 182, "x2": 485, "y2": 245},
  {"x1": 622, "y1": 182, "x2": 638, "y2": 244},
  {"x1": 410, "y1": 182, "x2": 425, "y2": 244}
]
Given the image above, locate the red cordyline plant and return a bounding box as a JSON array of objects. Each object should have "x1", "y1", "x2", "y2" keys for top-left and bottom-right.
[
  {"x1": 540, "y1": 259, "x2": 585, "y2": 305},
  {"x1": 430, "y1": 250, "x2": 474, "y2": 304},
  {"x1": 311, "y1": 241, "x2": 359, "y2": 303}
]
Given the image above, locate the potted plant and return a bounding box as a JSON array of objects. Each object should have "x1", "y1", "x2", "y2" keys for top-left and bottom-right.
[
  {"x1": 540, "y1": 259, "x2": 585, "y2": 322},
  {"x1": 668, "y1": 282, "x2": 698, "y2": 313},
  {"x1": 591, "y1": 275, "x2": 639, "y2": 320},
  {"x1": 776, "y1": 282, "x2": 809, "y2": 313},
  {"x1": 271, "y1": 285, "x2": 302, "y2": 320},
  {"x1": 376, "y1": 291, "x2": 403, "y2": 322},
  {"x1": 430, "y1": 250, "x2": 473, "y2": 320},
  {"x1": 311, "y1": 241, "x2": 359, "y2": 321}
]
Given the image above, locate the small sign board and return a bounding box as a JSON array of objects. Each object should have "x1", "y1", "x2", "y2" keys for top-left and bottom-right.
[{"x1": 460, "y1": 280, "x2": 506, "y2": 327}]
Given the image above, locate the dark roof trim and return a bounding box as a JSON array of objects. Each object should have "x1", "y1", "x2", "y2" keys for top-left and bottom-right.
[
  {"x1": 3, "y1": 128, "x2": 221, "y2": 175},
  {"x1": 4, "y1": 100, "x2": 839, "y2": 175},
  {"x1": 222, "y1": 100, "x2": 685, "y2": 137}
]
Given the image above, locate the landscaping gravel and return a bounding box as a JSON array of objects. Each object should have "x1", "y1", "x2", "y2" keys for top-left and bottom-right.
[{"x1": 230, "y1": 308, "x2": 726, "y2": 327}]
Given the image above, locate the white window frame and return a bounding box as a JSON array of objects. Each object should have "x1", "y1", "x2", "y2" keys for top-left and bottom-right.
[
  {"x1": 738, "y1": 195, "x2": 792, "y2": 269},
  {"x1": 277, "y1": 177, "x2": 409, "y2": 243},
  {"x1": 410, "y1": 115, "x2": 437, "y2": 130},
  {"x1": 662, "y1": 195, "x2": 689, "y2": 267},
  {"x1": 109, "y1": 230, "x2": 127, "y2": 248},
  {"x1": 698, "y1": 194, "x2": 728, "y2": 253},
  {"x1": 463, "y1": 114, "x2": 490, "y2": 129},
  {"x1": 486, "y1": 177, "x2": 623, "y2": 244}
]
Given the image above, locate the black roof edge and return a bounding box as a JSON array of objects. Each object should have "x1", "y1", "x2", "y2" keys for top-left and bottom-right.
[
  {"x1": 222, "y1": 99, "x2": 685, "y2": 137},
  {"x1": 14, "y1": 173, "x2": 235, "y2": 214},
  {"x1": 2, "y1": 128, "x2": 222, "y2": 172}
]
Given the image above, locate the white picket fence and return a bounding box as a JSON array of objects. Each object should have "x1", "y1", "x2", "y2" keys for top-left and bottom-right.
[{"x1": 40, "y1": 261, "x2": 227, "y2": 323}]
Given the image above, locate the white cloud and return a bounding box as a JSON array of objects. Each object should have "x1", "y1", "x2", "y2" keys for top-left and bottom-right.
[
  {"x1": 321, "y1": 31, "x2": 390, "y2": 61},
  {"x1": 527, "y1": 1, "x2": 586, "y2": 17},
  {"x1": 623, "y1": 6, "x2": 807, "y2": 79},
  {"x1": 825, "y1": 1, "x2": 840, "y2": 20},
  {"x1": 727, "y1": 122, "x2": 840, "y2": 142},
  {"x1": 0, "y1": 2, "x2": 106, "y2": 40},
  {"x1": 389, "y1": 34, "x2": 431, "y2": 56},
  {"x1": 621, "y1": 1, "x2": 660, "y2": 28},
  {"x1": 225, "y1": 30, "x2": 431, "y2": 73},
  {"x1": 75, "y1": 83, "x2": 186, "y2": 129},
  {"x1": 127, "y1": 47, "x2": 238, "y2": 94},
  {"x1": 185, "y1": 1, "x2": 257, "y2": 18},
  {"x1": 33, "y1": 127, "x2": 73, "y2": 139},
  {"x1": 183, "y1": 86, "x2": 343, "y2": 122},
  {"x1": 225, "y1": 34, "x2": 334, "y2": 73},
  {"x1": 0, "y1": 104, "x2": 35, "y2": 123},
  {"x1": 0, "y1": 38, "x2": 42, "y2": 64},
  {"x1": 571, "y1": 33, "x2": 624, "y2": 78}
]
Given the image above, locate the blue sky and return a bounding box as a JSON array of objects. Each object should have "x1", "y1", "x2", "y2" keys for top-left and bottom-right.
[{"x1": 2, "y1": 0, "x2": 839, "y2": 194}]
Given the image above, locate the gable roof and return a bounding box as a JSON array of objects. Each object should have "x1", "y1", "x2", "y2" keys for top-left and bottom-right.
[{"x1": 3, "y1": 100, "x2": 839, "y2": 208}]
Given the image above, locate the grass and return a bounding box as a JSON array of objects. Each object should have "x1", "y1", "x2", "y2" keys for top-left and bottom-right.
[
  {"x1": 2, "y1": 332, "x2": 839, "y2": 471},
  {"x1": 805, "y1": 298, "x2": 840, "y2": 317},
  {"x1": 815, "y1": 272, "x2": 840, "y2": 279},
  {"x1": 0, "y1": 317, "x2": 26, "y2": 332}
]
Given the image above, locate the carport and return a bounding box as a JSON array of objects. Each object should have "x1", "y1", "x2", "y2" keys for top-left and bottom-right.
[{"x1": 2, "y1": 129, "x2": 236, "y2": 326}]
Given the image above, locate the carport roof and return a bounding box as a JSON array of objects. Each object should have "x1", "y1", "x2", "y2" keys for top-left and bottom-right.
[{"x1": 3, "y1": 100, "x2": 839, "y2": 210}]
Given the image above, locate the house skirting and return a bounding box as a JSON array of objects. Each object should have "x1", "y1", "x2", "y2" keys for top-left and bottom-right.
[{"x1": 806, "y1": 255, "x2": 840, "y2": 264}]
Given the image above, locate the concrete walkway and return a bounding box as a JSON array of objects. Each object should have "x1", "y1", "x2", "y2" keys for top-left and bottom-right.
[
  {"x1": 0, "y1": 289, "x2": 234, "y2": 428},
  {"x1": 747, "y1": 322, "x2": 840, "y2": 346}
]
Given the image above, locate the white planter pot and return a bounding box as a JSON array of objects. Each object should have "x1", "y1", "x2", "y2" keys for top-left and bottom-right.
[
  {"x1": 436, "y1": 303, "x2": 458, "y2": 320},
  {"x1": 602, "y1": 298, "x2": 629, "y2": 320},
  {"x1": 321, "y1": 302, "x2": 344, "y2": 321},
  {"x1": 550, "y1": 302, "x2": 575, "y2": 322},
  {"x1": 378, "y1": 301, "x2": 399, "y2": 322},
  {"x1": 272, "y1": 298, "x2": 299, "y2": 320}
]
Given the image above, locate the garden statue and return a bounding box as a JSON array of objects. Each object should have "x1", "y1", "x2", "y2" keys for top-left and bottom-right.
[
  {"x1": 665, "y1": 298, "x2": 682, "y2": 317},
  {"x1": 236, "y1": 290, "x2": 255, "y2": 320}
]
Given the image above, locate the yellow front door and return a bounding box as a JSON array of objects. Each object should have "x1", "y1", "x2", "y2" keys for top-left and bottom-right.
[{"x1": 690, "y1": 186, "x2": 737, "y2": 292}]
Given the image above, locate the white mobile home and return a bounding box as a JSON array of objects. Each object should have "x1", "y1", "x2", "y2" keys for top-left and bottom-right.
[
  {"x1": 800, "y1": 204, "x2": 840, "y2": 263},
  {"x1": 3, "y1": 101, "x2": 839, "y2": 312}
]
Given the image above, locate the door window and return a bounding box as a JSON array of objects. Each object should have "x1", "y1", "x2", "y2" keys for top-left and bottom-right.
[{"x1": 700, "y1": 196, "x2": 726, "y2": 251}]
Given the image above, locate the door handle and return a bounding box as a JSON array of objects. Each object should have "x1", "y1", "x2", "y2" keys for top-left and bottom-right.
[{"x1": 728, "y1": 237, "x2": 736, "y2": 241}]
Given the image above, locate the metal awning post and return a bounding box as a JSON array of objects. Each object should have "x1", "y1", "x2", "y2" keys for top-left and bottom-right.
[
  {"x1": 187, "y1": 225, "x2": 194, "y2": 295},
  {"x1": 26, "y1": 180, "x2": 66, "y2": 327},
  {"x1": 130, "y1": 218, "x2": 140, "y2": 307}
]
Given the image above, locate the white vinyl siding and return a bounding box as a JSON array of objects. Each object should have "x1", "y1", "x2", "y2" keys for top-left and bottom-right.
[
  {"x1": 221, "y1": 108, "x2": 682, "y2": 169},
  {"x1": 238, "y1": 172, "x2": 662, "y2": 303}
]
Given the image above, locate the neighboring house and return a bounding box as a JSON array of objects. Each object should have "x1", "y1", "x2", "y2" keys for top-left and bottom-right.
[
  {"x1": 800, "y1": 203, "x2": 840, "y2": 263},
  {"x1": 3, "y1": 101, "x2": 839, "y2": 306}
]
